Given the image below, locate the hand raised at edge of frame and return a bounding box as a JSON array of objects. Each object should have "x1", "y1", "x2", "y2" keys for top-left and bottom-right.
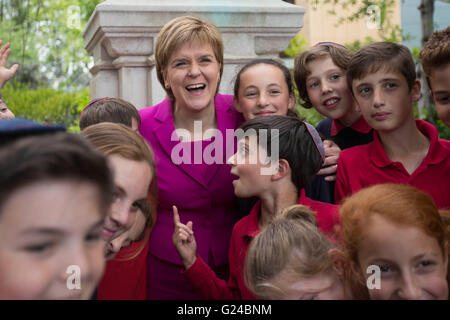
[{"x1": 0, "y1": 40, "x2": 19, "y2": 89}]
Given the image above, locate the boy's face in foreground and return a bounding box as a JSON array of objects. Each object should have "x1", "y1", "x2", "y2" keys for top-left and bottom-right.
[
  {"x1": 0, "y1": 180, "x2": 106, "y2": 299},
  {"x1": 429, "y1": 64, "x2": 450, "y2": 128},
  {"x1": 227, "y1": 136, "x2": 275, "y2": 199},
  {"x1": 352, "y1": 69, "x2": 421, "y2": 132}
]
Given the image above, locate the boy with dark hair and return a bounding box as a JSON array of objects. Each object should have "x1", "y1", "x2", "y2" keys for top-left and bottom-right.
[
  {"x1": 0, "y1": 132, "x2": 114, "y2": 299},
  {"x1": 79, "y1": 97, "x2": 141, "y2": 131},
  {"x1": 420, "y1": 26, "x2": 450, "y2": 128},
  {"x1": 173, "y1": 115, "x2": 339, "y2": 300},
  {"x1": 335, "y1": 42, "x2": 450, "y2": 209}
]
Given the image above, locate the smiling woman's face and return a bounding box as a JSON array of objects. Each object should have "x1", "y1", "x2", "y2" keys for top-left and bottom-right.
[{"x1": 163, "y1": 41, "x2": 221, "y2": 115}]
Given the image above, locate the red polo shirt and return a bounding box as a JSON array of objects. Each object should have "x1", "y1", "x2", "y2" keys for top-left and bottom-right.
[
  {"x1": 97, "y1": 229, "x2": 150, "y2": 300},
  {"x1": 335, "y1": 120, "x2": 450, "y2": 209},
  {"x1": 330, "y1": 115, "x2": 372, "y2": 137},
  {"x1": 182, "y1": 191, "x2": 339, "y2": 300}
]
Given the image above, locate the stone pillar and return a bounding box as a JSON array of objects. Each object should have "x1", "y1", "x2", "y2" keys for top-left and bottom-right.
[{"x1": 83, "y1": 0, "x2": 305, "y2": 109}]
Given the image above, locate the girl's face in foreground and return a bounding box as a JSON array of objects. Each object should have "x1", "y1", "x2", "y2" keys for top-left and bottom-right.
[
  {"x1": 0, "y1": 180, "x2": 106, "y2": 299},
  {"x1": 102, "y1": 155, "x2": 152, "y2": 242},
  {"x1": 235, "y1": 63, "x2": 295, "y2": 121},
  {"x1": 270, "y1": 270, "x2": 346, "y2": 300},
  {"x1": 104, "y1": 209, "x2": 147, "y2": 261},
  {"x1": 357, "y1": 214, "x2": 448, "y2": 300}
]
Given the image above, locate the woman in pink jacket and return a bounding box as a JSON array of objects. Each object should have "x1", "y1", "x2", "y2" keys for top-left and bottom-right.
[{"x1": 139, "y1": 16, "x2": 244, "y2": 299}]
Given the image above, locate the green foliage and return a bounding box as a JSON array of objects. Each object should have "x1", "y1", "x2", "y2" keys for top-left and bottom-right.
[
  {"x1": 295, "y1": 104, "x2": 325, "y2": 127},
  {"x1": 414, "y1": 102, "x2": 450, "y2": 140},
  {"x1": 0, "y1": 0, "x2": 104, "y2": 90},
  {"x1": 283, "y1": 34, "x2": 308, "y2": 58},
  {"x1": 2, "y1": 83, "x2": 88, "y2": 132}
]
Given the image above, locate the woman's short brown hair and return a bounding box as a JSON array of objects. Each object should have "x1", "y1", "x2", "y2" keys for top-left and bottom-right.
[
  {"x1": 155, "y1": 15, "x2": 224, "y2": 101},
  {"x1": 294, "y1": 44, "x2": 354, "y2": 109}
]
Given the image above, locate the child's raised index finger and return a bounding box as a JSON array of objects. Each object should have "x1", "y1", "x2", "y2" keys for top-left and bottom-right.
[{"x1": 173, "y1": 205, "x2": 180, "y2": 225}]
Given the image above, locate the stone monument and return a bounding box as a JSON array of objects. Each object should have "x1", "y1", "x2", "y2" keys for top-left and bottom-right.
[{"x1": 83, "y1": 0, "x2": 305, "y2": 108}]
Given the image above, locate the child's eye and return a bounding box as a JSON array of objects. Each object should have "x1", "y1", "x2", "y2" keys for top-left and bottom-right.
[
  {"x1": 86, "y1": 230, "x2": 102, "y2": 243},
  {"x1": 245, "y1": 91, "x2": 257, "y2": 98},
  {"x1": 330, "y1": 74, "x2": 341, "y2": 81},
  {"x1": 385, "y1": 82, "x2": 397, "y2": 89},
  {"x1": 358, "y1": 87, "x2": 371, "y2": 96},
  {"x1": 417, "y1": 260, "x2": 434, "y2": 269},
  {"x1": 436, "y1": 96, "x2": 450, "y2": 104},
  {"x1": 269, "y1": 90, "x2": 281, "y2": 95},
  {"x1": 24, "y1": 243, "x2": 53, "y2": 254},
  {"x1": 200, "y1": 58, "x2": 212, "y2": 63},
  {"x1": 131, "y1": 201, "x2": 142, "y2": 212},
  {"x1": 309, "y1": 81, "x2": 319, "y2": 89},
  {"x1": 378, "y1": 264, "x2": 394, "y2": 273}
]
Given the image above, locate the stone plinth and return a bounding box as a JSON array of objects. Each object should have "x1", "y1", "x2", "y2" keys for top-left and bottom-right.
[{"x1": 83, "y1": 0, "x2": 305, "y2": 108}]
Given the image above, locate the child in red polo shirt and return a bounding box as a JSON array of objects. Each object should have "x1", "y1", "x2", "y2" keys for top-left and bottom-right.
[
  {"x1": 294, "y1": 43, "x2": 374, "y2": 203},
  {"x1": 173, "y1": 115, "x2": 339, "y2": 300},
  {"x1": 420, "y1": 26, "x2": 450, "y2": 128},
  {"x1": 335, "y1": 42, "x2": 450, "y2": 209}
]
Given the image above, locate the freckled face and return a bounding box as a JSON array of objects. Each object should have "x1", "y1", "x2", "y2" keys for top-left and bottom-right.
[{"x1": 357, "y1": 214, "x2": 448, "y2": 300}]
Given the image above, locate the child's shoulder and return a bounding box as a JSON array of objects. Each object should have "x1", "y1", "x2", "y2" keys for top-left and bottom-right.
[
  {"x1": 339, "y1": 143, "x2": 372, "y2": 163},
  {"x1": 316, "y1": 118, "x2": 333, "y2": 136}
]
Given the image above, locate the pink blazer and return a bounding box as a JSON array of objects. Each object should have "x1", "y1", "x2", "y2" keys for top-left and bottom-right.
[{"x1": 139, "y1": 94, "x2": 245, "y2": 267}]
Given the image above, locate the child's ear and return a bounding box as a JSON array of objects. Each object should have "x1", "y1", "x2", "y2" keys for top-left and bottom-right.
[
  {"x1": 271, "y1": 159, "x2": 290, "y2": 181},
  {"x1": 287, "y1": 92, "x2": 295, "y2": 110},
  {"x1": 234, "y1": 98, "x2": 243, "y2": 113},
  {"x1": 411, "y1": 79, "x2": 421, "y2": 102}
]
